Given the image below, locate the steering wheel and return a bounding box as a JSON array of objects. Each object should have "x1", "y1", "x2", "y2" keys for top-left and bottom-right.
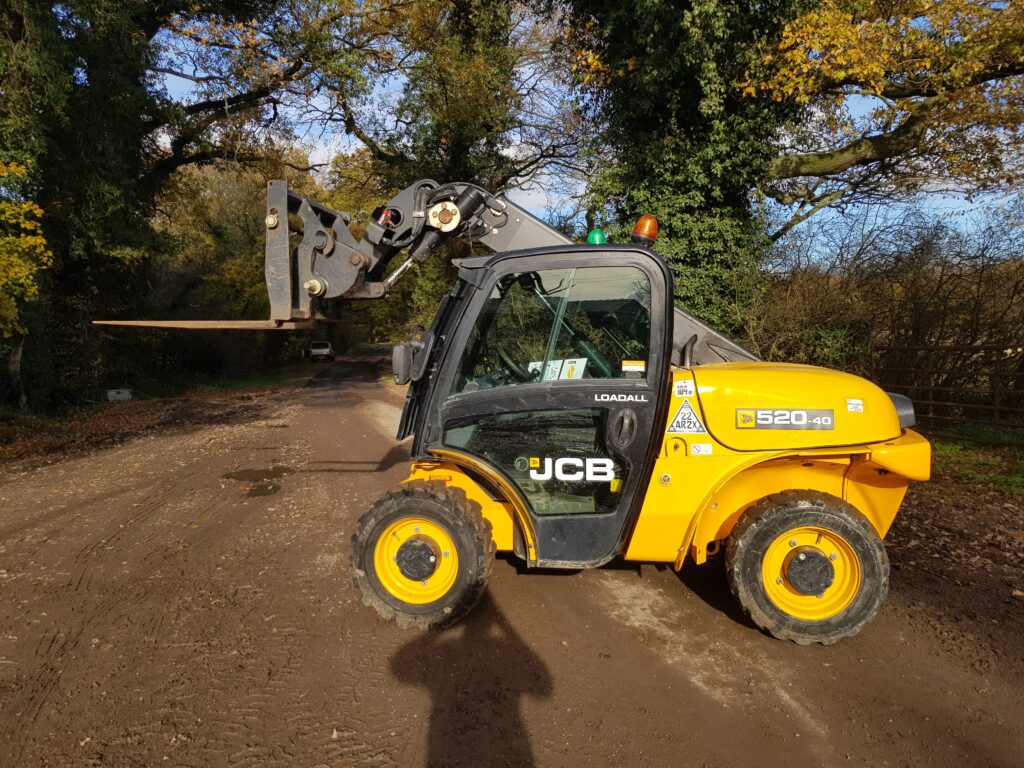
[{"x1": 496, "y1": 343, "x2": 539, "y2": 382}]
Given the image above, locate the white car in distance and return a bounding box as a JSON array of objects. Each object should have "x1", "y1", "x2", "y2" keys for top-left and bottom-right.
[{"x1": 308, "y1": 341, "x2": 335, "y2": 363}]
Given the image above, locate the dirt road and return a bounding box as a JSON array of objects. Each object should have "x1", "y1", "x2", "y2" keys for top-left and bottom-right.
[{"x1": 1, "y1": 358, "x2": 1021, "y2": 768}]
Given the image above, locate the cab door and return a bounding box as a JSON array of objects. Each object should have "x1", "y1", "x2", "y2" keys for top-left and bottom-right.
[{"x1": 421, "y1": 247, "x2": 673, "y2": 567}]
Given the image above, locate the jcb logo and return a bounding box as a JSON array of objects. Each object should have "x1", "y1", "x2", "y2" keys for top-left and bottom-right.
[{"x1": 518, "y1": 456, "x2": 615, "y2": 482}]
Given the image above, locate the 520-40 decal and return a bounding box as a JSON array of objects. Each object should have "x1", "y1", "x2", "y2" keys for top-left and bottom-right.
[{"x1": 735, "y1": 408, "x2": 834, "y2": 431}]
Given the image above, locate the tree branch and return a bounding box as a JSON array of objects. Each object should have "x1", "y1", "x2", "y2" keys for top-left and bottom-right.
[
  {"x1": 149, "y1": 66, "x2": 225, "y2": 84},
  {"x1": 336, "y1": 94, "x2": 409, "y2": 166},
  {"x1": 143, "y1": 61, "x2": 304, "y2": 132},
  {"x1": 767, "y1": 102, "x2": 935, "y2": 181},
  {"x1": 769, "y1": 189, "x2": 847, "y2": 241},
  {"x1": 831, "y1": 60, "x2": 1024, "y2": 100}
]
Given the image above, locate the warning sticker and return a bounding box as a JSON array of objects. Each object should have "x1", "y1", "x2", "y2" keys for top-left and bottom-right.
[
  {"x1": 528, "y1": 358, "x2": 588, "y2": 381},
  {"x1": 846, "y1": 398, "x2": 864, "y2": 413},
  {"x1": 667, "y1": 400, "x2": 707, "y2": 434},
  {"x1": 674, "y1": 380, "x2": 696, "y2": 398},
  {"x1": 691, "y1": 443, "x2": 713, "y2": 456},
  {"x1": 559, "y1": 358, "x2": 587, "y2": 380}
]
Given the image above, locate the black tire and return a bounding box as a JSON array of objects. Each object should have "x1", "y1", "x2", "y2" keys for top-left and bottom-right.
[
  {"x1": 725, "y1": 490, "x2": 889, "y2": 645},
  {"x1": 350, "y1": 480, "x2": 494, "y2": 629}
]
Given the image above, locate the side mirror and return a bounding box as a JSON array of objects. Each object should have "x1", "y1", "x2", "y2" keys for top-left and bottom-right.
[
  {"x1": 392, "y1": 343, "x2": 412, "y2": 385},
  {"x1": 392, "y1": 325, "x2": 435, "y2": 385}
]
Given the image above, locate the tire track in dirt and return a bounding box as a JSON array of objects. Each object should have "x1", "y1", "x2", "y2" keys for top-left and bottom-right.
[
  {"x1": 2, "y1": 359, "x2": 1022, "y2": 768},
  {"x1": 597, "y1": 572, "x2": 830, "y2": 747},
  {"x1": 1, "y1": 397, "x2": 301, "y2": 767}
]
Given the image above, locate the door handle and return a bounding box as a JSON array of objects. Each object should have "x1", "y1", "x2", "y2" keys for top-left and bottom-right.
[{"x1": 612, "y1": 409, "x2": 637, "y2": 448}]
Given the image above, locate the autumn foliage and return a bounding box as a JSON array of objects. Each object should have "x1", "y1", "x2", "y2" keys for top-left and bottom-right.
[
  {"x1": 0, "y1": 162, "x2": 51, "y2": 339},
  {"x1": 1, "y1": 1, "x2": 1022, "y2": 414}
]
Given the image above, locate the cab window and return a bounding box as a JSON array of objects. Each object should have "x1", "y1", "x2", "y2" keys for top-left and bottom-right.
[{"x1": 451, "y1": 266, "x2": 651, "y2": 396}]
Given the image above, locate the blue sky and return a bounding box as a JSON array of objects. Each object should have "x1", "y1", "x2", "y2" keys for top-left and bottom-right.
[{"x1": 157, "y1": 72, "x2": 1013, "y2": 234}]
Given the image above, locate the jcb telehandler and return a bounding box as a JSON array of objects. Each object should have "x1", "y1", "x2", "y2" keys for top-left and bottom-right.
[{"x1": 99, "y1": 179, "x2": 931, "y2": 644}]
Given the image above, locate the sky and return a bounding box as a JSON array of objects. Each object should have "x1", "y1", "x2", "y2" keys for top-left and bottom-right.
[{"x1": 158, "y1": 71, "x2": 1013, "y2": 238}]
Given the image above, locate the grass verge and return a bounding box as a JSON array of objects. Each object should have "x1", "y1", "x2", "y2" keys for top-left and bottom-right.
[{"x1": 932, "y1": 438, "x2": 1024, "y2": 496}]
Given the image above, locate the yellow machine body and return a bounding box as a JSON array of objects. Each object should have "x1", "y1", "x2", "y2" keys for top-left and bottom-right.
[{"x1": 402, "y1": 362, "x2": 930, "y2": 569}]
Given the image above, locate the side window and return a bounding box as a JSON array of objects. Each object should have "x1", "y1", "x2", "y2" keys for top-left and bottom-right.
[
  {"x1": 451, "y1": 266, "x2": 651, "y2": 395},
  {"x1": 443, "y1": 409, "x2": 628, "y2": 516}
]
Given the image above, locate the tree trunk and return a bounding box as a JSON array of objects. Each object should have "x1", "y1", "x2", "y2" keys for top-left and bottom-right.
[{"x1": 7, "y1": 334, "x2": 27, "y2": 412}]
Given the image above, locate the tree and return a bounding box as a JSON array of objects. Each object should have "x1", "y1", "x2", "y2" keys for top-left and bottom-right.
[
  {"x1": 0, "y1": 1, "x2": 580, "y2": 406},
  {"x1": 0, "y1": 163, "x2": 51, "y2": 336},
  {"x1": 0, "y1": 162, "x2": 52, "y2": 409},
  {"x1": 313, "y1": 2, "x2": 581, "y2": 338},
  {"x1": 744, "y1": 201, "x2": 1024, "y2": 413},
  {"x1": 747, "y1": 0, "x2": 1024, "y2": 239},
  {"x1": 563, "y1": 0, "x2": 1024, "y2": 336},
  {"x1": 1, "y1": 1, "x2": 291, "y2": 405},
  {"x1": 157, "y1": 1, "x2": 579, "y2": 192},
  {"x1": 359, "y1": 0, "x2": 582, "y2": 191},
  {"x1": 563, "y1": 0, "x2": 807, "y2": 333}
]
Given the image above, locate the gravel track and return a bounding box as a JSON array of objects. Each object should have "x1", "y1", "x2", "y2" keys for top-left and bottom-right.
[{"x1": 0, "y1": 357, "x2": 1021, "y2": 768}]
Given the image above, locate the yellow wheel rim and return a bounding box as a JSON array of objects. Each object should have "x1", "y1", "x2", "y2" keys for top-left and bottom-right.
[
  {"x1": 761, "y1": 526, "x2": 861, "y2": 621},
  {"x1": 373, "y1": 517, "x2": 459, "y2": 605}
]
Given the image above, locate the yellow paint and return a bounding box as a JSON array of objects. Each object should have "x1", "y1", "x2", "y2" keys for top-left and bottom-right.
[
  {"x1": 691, "y1": 457, "x2": 851, "y2": 562},
  {"x1": 866, "y1": 429, "x2": 931, "y2": 481},
  {"x1": 407, "y1": 450, "x2": 536, "y2": 559},
  {"x1": 692, "y1": 362, "x2": 902, "y2": 451},
  {"x1": 394, "y1": 364, "x2": 929, "y2": 572},
  {"x1": 625, "y1": 369, "x2": 931, "y2": 569},
  {"x1": 372, "y1": 517, "x2": 459, "y2": 605},
  {"x1": 843, "y1": 459, "x2": 909, "y2": 539},
  {"x1": 761, "y1": 526, "x2": 861, "y2": 620}
]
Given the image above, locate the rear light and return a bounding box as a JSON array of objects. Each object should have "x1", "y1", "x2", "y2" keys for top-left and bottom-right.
[{"x1": 631, "y1": 215, "x2": 658, "y2": 246}]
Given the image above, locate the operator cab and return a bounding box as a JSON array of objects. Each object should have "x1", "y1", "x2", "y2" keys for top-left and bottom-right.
[{"x1": 397, "y1": 244, "x2": 674, "y2": 567}]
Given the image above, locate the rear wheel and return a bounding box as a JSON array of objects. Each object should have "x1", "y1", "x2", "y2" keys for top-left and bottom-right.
[
  {"x1": 350, "y1": 481, "x2": 494, "y2": 629},
  {"x1": 725, "y1": 491, "x2": 888, "y2": 645}
]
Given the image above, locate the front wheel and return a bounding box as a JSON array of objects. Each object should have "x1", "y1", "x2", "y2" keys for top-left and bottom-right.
[
  {"x1": 725, "y1": 491, "x2": 888, "y2": 645},
  {"x1": 350, "y1": 481, "x2": 494, "y2": 629}
]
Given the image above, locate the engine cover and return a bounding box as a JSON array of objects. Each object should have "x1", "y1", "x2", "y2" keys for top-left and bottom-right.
[{"x1": 692, "y1": 362, "x2": 904, "y2": 451}]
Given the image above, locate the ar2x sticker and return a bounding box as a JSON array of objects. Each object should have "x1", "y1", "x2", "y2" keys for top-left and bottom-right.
[
  {"x1": 668, "y1": 400, "x2": 707, "y2": 434},
  {"x1": 735, "y1": 408, "x2": 834, "y2": 430}
]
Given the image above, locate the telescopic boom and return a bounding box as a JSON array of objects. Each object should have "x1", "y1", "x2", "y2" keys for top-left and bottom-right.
[{"x1": 95, "y1": 179, "x2": 756, "y2": 365}]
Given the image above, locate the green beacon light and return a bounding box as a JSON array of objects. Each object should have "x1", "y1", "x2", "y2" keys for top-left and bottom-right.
[{"x1": 586, "y1": 228, "x2": 607, "y2": 245}]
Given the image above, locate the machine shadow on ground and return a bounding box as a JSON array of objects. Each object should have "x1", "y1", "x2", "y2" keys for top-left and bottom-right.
[
  {"x1": 503, "y1": 552, "x2": 757, "y2": 631},
  {"x1": 300, "y1": 444, "x2": 410, "y2": 474},
  {"x1": 390, "y1": 595, "x2": 552, "y2": 768},
  {"x1": 675, "y1": 555, "x2": 757, "y2": 629}
]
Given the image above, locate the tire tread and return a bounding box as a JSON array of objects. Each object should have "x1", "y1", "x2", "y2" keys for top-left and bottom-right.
[
  {"x1": 350, "y1": 480, "x2": 494, "y2": 630},
  {"x1": 725, "y1": 490, "x2": 889, "y2": 645}
]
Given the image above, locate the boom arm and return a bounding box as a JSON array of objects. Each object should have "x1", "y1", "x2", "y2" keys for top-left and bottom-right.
[
  {"x1": 95, "y1": 178, "x2": 756, "y2": 365},
  {"x1": 263, "y1": 179, "x2": 571, "y2": 323}
]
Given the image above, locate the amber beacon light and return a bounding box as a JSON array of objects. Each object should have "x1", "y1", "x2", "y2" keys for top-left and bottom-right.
[{"x1": 631, "y1": 214, "x2": 659, "y2": 246}]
